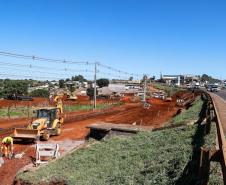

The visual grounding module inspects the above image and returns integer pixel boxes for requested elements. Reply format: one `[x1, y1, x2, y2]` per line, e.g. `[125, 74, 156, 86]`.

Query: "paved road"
[214, 89, 226, 101]
[209, 92, 226, 135]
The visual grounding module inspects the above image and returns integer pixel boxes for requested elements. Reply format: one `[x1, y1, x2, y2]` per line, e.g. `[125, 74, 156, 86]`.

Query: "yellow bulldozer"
[12, 96, 64, 141]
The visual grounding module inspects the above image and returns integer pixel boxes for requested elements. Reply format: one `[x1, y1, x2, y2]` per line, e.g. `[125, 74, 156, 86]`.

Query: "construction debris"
[87, 122, 153, 140]
[14, 152, 25, 159]
[35, 143, 60, 166]
[176, 92, 195, 107]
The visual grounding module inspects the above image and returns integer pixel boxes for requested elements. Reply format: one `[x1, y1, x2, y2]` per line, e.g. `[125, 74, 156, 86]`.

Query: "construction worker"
[1, 136, 14, 159]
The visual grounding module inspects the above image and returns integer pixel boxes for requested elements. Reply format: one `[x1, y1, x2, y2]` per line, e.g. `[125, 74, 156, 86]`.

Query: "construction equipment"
[164, 97, 172, 102]
[12, 96, 64, 141]
[67, 95, 78, 101]
[65, 91, 78, 101]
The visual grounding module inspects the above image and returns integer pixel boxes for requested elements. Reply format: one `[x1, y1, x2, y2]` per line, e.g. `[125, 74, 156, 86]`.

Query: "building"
[161, 75, 184, 86]
[98, 84, 126, 96]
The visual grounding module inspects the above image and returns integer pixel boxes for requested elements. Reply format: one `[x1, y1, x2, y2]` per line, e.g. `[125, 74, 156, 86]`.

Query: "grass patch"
[208, 162, 224, 185]
[0, 102, 123, 118]
[64, 102, 123, 112]
[0, 106, 31, 118]
[203, 122, 217, 149]
[171, 97, 203, 125]
[18, 125, 199, 185]
[152, 83, 182, 96]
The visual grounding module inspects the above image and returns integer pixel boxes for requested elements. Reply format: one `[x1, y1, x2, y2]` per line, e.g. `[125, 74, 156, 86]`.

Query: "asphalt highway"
[215, 89, 226, 101]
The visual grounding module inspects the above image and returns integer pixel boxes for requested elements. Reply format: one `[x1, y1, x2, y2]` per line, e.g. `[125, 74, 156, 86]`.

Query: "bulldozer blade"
[12, 128, 39, 140]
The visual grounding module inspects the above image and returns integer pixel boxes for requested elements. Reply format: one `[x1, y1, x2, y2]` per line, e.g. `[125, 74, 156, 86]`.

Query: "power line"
[0, 51, 94, 65]
[0, 72, 94, 80]
[0, 61, 94, 73]
[0, 51, 145, 78]
[98, 63, 141, 77]
[0, 73, 65, 80]
[97, 71, 132, 80]
[0, 66, 87, 77]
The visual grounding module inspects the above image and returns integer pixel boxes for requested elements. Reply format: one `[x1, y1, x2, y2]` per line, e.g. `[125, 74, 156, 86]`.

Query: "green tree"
[141, 75, 148, 83]
[129, 76, 133, 81]
[72, 75, 87, 82]
[201, 74, 221, 83]
[96, 78, 109, 88]
[3, 80, 29, 97]
[30, 89, 50, 98]
[59, 79, 65, 88]
[87, 88, 97, 99]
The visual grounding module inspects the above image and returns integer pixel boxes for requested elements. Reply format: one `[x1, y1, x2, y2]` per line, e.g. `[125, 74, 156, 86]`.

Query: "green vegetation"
[0, 106, 32, 118]
[64, 102, 123, 112]
[16, 93, 220, 184]
[97, 78, 109, 88]
[0, 79, 30, 98]
[208, 162, 224, 185]
[203, 122, 217, 149]
[201, 74, 221, 84]
[58, 79, 65, 88]
[86, 87, 98, 99]
[171, 97, 203, 125]
[17, 121, 217, 185]
[71, 75, 87, 82]
[30, 89, 50, 98]
[152, 82, 181, 96]
[18, 126, 197, 185]
[0, 103, 123, 118]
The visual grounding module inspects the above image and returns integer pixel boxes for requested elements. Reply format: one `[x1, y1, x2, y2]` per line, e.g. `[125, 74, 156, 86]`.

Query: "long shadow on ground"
[175, 93, 209, 185]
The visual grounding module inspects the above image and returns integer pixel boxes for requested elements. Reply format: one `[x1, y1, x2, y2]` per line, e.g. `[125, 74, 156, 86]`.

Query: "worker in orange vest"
[1, 136, 14, 159]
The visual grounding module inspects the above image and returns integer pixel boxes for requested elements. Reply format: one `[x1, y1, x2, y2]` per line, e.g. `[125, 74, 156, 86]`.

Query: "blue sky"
[0, 0, 226, 80]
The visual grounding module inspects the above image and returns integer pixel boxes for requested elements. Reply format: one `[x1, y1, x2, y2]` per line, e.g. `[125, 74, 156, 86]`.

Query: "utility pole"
[94, 62, 97, 109]
[143, 74, 147, 102]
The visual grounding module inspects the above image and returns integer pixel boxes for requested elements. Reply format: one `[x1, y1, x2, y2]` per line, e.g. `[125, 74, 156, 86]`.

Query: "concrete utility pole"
[94, 62, 97, 109]
[143, 75, 147, 102]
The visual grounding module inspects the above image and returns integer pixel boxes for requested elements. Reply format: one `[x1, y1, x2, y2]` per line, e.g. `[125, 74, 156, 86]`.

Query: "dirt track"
[0, 95, 182, 185]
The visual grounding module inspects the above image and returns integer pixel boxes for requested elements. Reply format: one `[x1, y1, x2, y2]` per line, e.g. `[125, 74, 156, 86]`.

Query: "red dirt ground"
[0, 98, 49, 108]
[0, 91, 191, 185]
[0, 96, 118, 108]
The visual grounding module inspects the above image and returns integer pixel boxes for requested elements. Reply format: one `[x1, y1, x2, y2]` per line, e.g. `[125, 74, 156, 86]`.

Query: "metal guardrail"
[206, 92, 226, 182]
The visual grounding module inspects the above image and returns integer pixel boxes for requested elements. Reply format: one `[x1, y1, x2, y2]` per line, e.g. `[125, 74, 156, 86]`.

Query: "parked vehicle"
[6, 94, 33, 101]
[207, 85, 219, 92]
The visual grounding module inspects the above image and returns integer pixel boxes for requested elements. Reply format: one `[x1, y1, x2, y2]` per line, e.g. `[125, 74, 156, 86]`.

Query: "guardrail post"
[198, 147, 210, 185]
[204, 101, 211, 135]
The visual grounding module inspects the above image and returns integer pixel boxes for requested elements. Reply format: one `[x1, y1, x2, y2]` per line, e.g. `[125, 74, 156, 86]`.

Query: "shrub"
[30, 89, 49, 98]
